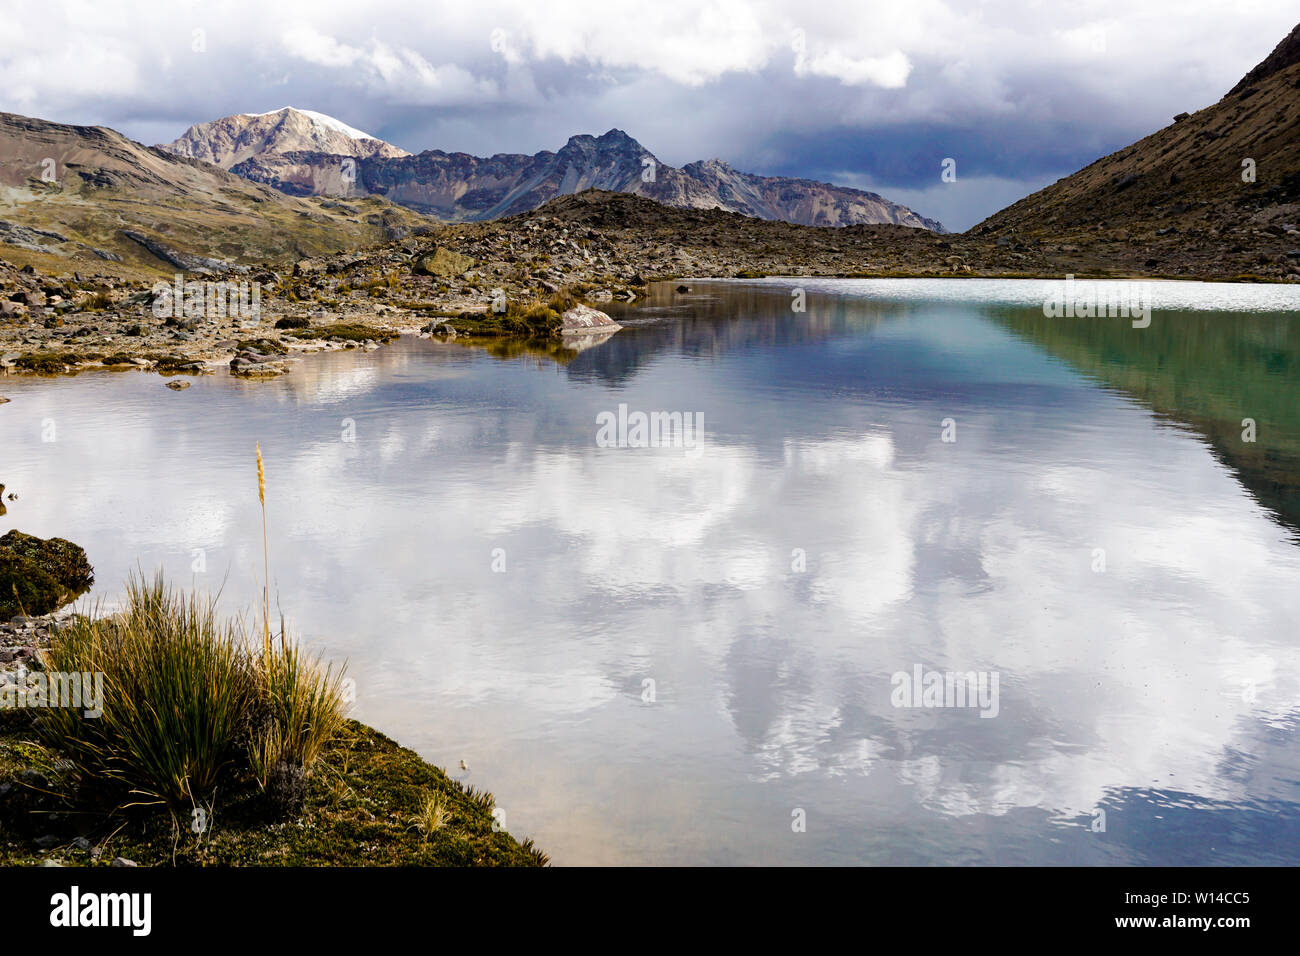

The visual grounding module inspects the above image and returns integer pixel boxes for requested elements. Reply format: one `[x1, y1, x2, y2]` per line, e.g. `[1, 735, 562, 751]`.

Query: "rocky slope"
[973, 21, 1300, 273]
[162, 107, 410, 169]
[186, 126, 944, 231]
[0, 111, 432, 278]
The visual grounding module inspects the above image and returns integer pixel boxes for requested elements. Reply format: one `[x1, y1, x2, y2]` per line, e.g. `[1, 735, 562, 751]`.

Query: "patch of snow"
[247, 107, 379, 142]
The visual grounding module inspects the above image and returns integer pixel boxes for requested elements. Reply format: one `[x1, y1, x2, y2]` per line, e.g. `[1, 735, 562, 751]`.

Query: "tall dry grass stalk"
[256, 442, 270, 657]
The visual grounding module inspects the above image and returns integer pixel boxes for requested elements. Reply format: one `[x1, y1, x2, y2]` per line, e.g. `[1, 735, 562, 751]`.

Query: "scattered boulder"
[412, 247, 473, 277]
[559, 304, 622, 335]
[230, 355, 288, 377]
[10, 290, 45, 308]
[164, 379, 190, 390]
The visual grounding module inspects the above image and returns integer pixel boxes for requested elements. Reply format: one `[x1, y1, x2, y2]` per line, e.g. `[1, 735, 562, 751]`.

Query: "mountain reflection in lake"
[4, 278, 1299, 865]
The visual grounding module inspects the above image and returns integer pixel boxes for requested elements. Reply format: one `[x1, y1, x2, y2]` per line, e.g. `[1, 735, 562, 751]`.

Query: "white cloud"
[796, 48, 912, 88]
[279, 24, 495, 104]
[281, 24, 362, 69]
[2, 0, 1299, 226]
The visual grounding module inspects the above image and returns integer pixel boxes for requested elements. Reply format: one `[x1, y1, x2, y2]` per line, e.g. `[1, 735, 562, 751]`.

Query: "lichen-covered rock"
[412, 247, 473, 277]
[0, 530, 93, 619]
[559, 303, 622, 335]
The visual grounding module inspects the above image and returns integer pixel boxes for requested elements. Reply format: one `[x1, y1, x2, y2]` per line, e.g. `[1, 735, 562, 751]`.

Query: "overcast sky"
[1, 0, 1296, 230]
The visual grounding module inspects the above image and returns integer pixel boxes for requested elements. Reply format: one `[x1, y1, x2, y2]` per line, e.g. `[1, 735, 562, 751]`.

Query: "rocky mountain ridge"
[165, 122, 944, 231]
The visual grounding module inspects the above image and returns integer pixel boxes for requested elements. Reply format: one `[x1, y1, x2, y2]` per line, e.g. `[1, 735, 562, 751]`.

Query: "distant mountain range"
[159, 110, 944, 231]
[2, 20, 1298, 281]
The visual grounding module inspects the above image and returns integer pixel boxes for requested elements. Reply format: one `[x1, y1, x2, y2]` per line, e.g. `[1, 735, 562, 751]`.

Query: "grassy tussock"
[38, 575, 257, 809]
[37, 573, 346, 814]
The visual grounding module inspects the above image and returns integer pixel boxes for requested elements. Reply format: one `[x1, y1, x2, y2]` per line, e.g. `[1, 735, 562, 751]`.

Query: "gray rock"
[559, 304, 622, 335]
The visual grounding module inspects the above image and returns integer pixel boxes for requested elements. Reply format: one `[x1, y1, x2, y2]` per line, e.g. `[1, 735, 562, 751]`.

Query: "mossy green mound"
[287, 323, 398, 343]
[0, 713, 546, 867]
[235, 337, 287, 355]
[0, 530, 93, 619]
[433, 292, 582, 339]
[14, 352, 83, 374]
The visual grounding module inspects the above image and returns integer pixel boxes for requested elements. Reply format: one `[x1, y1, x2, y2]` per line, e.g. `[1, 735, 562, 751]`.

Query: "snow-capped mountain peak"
[247, 107, 377, 142]
[161, 108, 409, 169]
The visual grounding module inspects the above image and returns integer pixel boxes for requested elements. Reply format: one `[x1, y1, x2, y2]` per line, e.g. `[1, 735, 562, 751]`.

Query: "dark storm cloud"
[1, 0, 1296, 231]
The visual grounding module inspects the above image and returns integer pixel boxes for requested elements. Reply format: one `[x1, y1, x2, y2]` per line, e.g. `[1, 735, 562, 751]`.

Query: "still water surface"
[3, 278, 1299, 865]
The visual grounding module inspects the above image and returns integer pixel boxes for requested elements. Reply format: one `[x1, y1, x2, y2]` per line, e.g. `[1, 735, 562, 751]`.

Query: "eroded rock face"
[0, 530, 94, 620]
[559, 303, 622, 334]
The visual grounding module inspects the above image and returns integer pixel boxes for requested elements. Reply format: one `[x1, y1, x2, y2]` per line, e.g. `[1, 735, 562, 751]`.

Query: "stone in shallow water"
[559, 304, 622, 335]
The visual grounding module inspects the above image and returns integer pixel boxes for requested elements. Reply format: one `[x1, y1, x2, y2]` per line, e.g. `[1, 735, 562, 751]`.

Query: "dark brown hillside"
[974, 22, 1300, 257]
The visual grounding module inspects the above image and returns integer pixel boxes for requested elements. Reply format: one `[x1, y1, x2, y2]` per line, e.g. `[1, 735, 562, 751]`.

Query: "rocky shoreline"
[2, 190, 1296, 381]
[0, 610, 66, 688]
